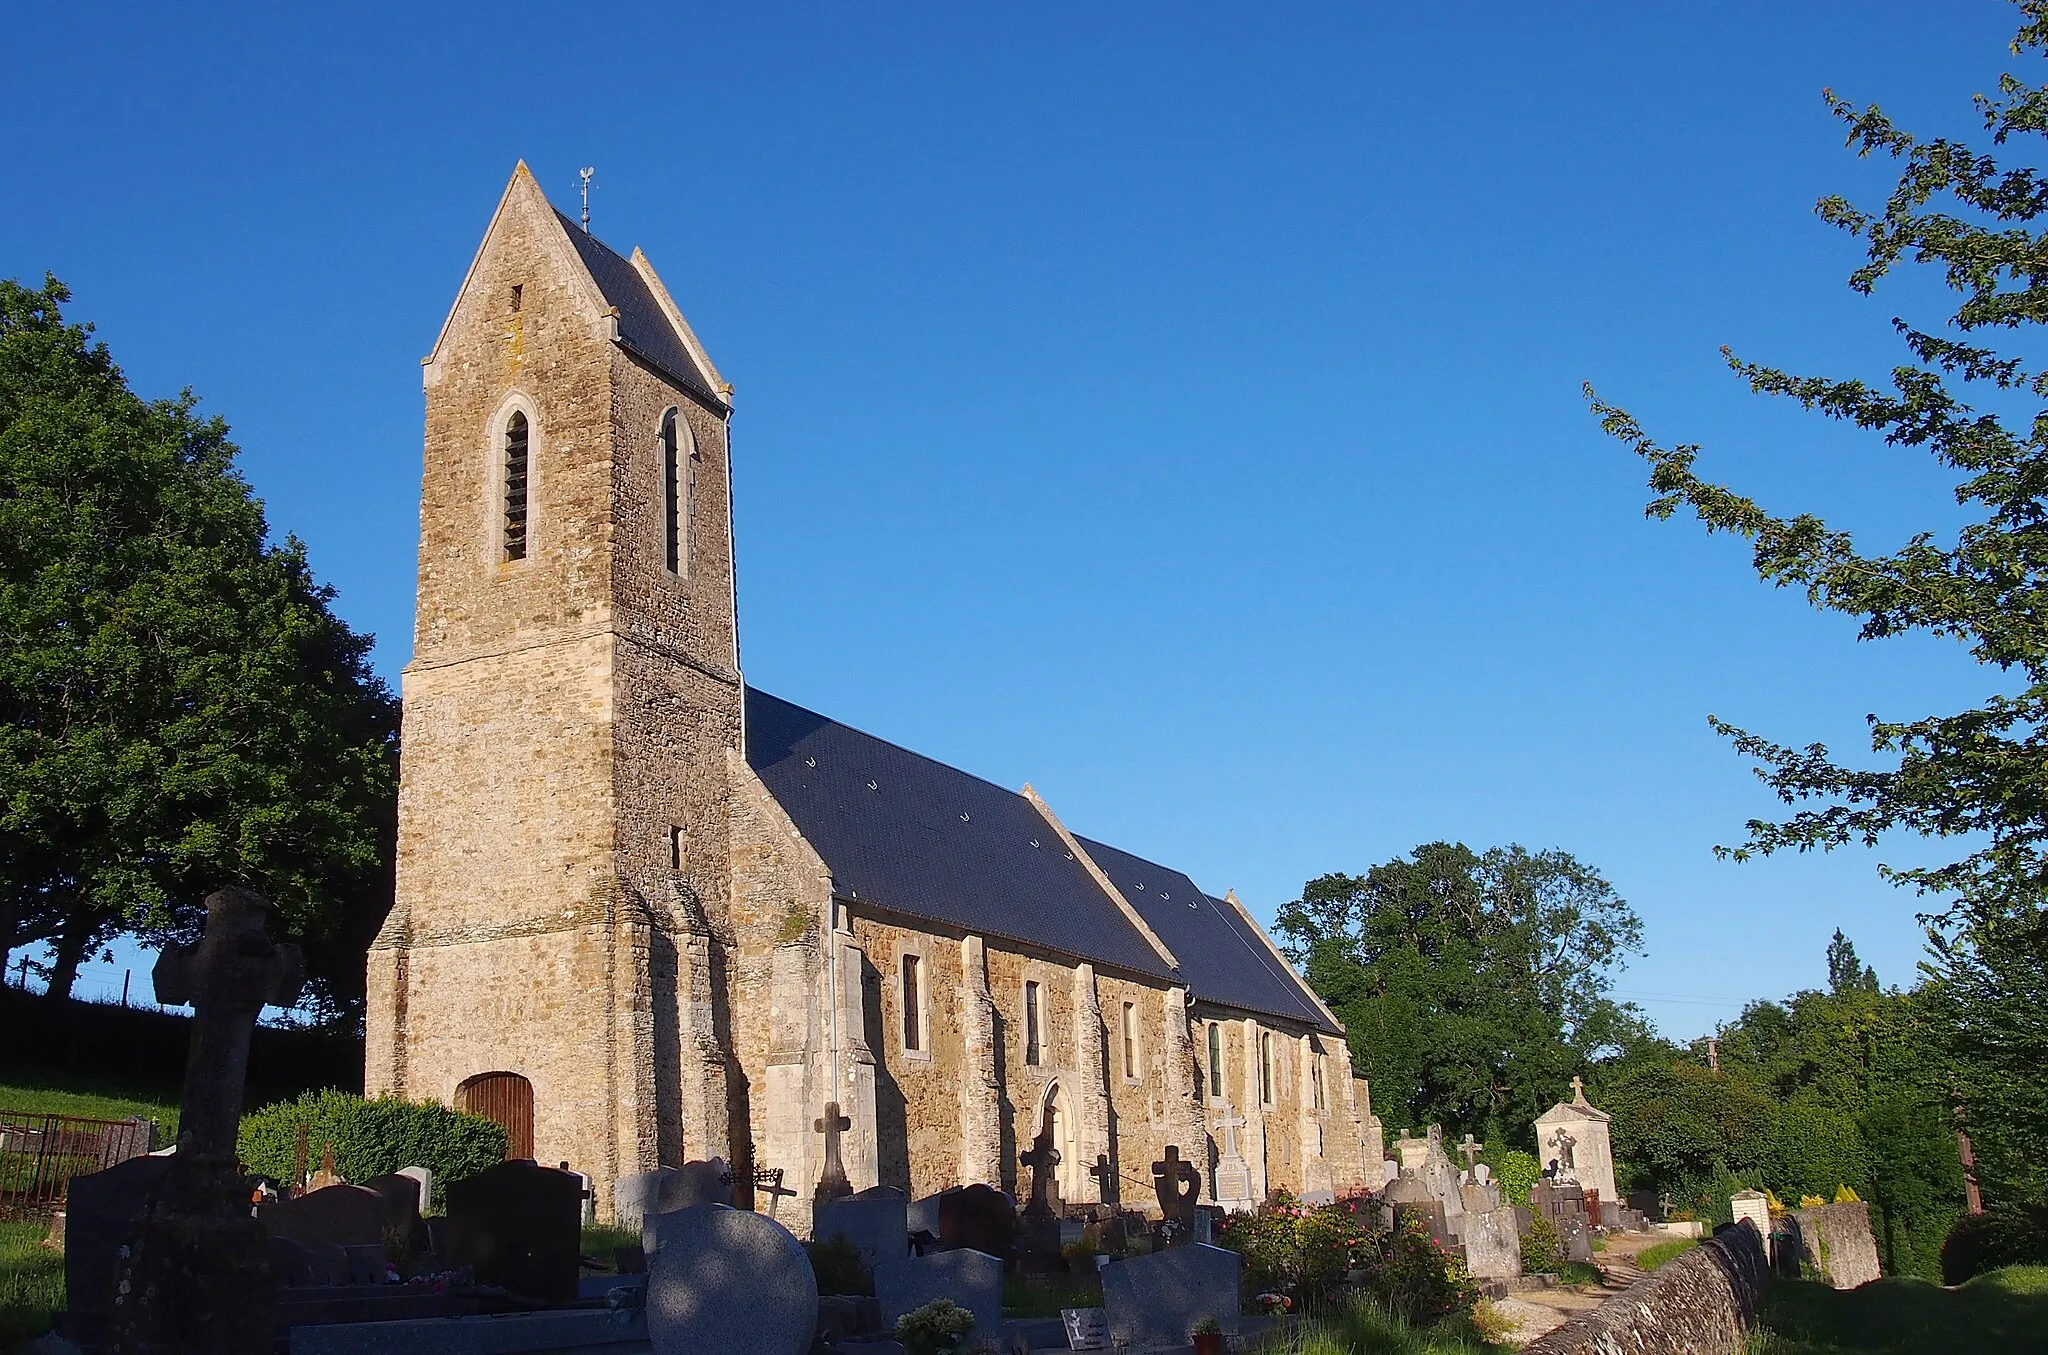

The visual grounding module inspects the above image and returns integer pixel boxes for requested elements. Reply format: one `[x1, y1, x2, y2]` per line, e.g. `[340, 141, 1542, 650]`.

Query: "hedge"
[238, 1090, 506, 1209]
[1939, 1204, 2048, 1285]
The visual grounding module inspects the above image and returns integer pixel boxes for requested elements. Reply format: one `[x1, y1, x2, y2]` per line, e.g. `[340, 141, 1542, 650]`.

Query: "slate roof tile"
[556, 213, 716, 401]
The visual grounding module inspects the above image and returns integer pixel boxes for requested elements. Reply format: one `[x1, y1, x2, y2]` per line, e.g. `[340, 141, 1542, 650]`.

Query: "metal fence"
[0, 1110, 154, 1215]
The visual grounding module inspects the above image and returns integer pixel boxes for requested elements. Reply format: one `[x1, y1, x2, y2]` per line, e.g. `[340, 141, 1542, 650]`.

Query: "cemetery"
[9, 4, 2048, 1354]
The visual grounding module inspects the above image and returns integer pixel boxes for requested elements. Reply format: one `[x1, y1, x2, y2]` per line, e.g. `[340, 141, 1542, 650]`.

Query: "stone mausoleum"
[364, 165, 1383, 1229]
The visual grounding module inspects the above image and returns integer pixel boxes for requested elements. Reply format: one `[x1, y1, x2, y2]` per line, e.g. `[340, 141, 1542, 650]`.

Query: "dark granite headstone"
[446, 1160, 584, 1304]
[937, 1183, 1015, 1259]
[257, 1183, 387, 1253]
[62, 1154, 175, 1317]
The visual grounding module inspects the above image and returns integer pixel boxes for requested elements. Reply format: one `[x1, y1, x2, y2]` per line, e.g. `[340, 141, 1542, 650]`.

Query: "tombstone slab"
[1730, 1190, 1773, 1263]
[1100, 1243, 1241, 1347]
[1788, 1203, 1880, 1288]
[396, 1166, 434, 1211]
[937, 1184, 1014, 1258]
[259, 1183, 389, 1256]
[1461, 1207, 1522, 1282]
[815, 1193, 911, 1275]
[615, 1169, 675, 1237]
[648, 1204, 817, 1355]
[1534, 1078, 1619, 1205]
[446, 1160, 583, 1304]
[62, 1155, 175, 1318]
[876, 1248, 1002, 1351]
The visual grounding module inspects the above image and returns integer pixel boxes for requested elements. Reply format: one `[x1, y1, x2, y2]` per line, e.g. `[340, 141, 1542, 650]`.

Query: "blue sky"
[2, 1, 2023, 1037]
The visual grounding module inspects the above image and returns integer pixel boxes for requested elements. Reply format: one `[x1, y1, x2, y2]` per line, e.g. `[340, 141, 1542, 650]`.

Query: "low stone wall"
[1786, 1202, 1880, 1289]
[1521, 1220, 1770, 1355]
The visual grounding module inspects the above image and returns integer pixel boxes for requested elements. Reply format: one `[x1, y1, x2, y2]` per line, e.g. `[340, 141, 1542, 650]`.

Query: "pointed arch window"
[660, 408, 696, 577]
[502, 411, 530, 561]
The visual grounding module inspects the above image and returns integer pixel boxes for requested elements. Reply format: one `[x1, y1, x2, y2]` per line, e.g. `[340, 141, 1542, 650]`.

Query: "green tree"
[0, 276, 398, 1021]
[1826, 929, 1878, 995]
[1587, 1, 2048, 1206]
[1275, 842, 1643, 1143]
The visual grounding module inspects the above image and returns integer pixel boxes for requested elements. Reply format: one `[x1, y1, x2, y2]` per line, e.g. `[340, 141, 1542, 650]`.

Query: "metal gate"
[0, 1110, 154, 1216]
[456, 1072, 534, 1161]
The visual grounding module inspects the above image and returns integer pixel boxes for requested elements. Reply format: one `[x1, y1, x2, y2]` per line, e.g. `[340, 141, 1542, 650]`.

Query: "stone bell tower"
[365, 164, 741, 1211]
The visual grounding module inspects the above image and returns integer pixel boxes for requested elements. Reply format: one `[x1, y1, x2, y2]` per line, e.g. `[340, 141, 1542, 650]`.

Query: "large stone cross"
[1570, 1075, 1588, 1105]
[152, 886, 306, 1163]
[109, 888, 304, 1355]
[813, 1102, 854, 1204]
[1457, 1133, 1483, 1172]
[1019, 1108, 1062, 1220]
[1089, 1152, 1117, 1204]
[1150, 1144, 1201, 1224]
[1214, 1103, 1247, 1159]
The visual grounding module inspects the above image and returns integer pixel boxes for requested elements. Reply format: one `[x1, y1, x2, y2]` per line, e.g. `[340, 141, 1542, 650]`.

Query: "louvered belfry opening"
[660, 408, 681, 573]
[456, 1071, 535, 1160]
[503, 411, 530, 561]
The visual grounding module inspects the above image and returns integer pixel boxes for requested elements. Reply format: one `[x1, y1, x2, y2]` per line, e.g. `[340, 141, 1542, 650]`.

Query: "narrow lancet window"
[902, 955, 923, 1052]
[503, 411, 530, 561]
[661, 408, 681, 573]
[1024, 981, 1042, 1065]
[1207, 1022, 1223, 1098]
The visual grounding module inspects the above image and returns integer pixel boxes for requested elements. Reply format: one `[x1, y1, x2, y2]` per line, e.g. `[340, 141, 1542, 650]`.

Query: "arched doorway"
[1038, 1081, 1080, 1203]
[457, 1071, 534, 1160]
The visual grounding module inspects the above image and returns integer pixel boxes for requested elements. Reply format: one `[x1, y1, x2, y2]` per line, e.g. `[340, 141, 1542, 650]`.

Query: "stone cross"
[1570, 1076, 1588, 1105]
[1020, 1108, 1062, 1220]
[1089, 1152, 1117, 1204]
[108, 887, 304, 1355]
[1214, 1103, 1247, 1159]
[813, 1102, 853, 1204]
[1150, 1145, 1201, 1224]
[151, 886, 306, 1163]
[1457, 1134, 1483, 1173]
[753, 1165, 794, 1221]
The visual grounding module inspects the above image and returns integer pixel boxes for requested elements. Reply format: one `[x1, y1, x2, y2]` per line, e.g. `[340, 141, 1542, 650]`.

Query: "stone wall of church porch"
[848, 915, 969, 1197]
[1096, 973, 1191, 1213]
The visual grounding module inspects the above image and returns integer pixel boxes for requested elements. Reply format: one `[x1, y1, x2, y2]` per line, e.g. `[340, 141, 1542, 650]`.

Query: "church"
[364, 164, 1384, 1229]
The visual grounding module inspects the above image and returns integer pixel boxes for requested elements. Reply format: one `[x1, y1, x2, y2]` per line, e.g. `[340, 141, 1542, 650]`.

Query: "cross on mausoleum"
[1457, 1133, 1483, 1172]
[1571, 1076, 1587, 1104]
[813, 1101, 854, 1204]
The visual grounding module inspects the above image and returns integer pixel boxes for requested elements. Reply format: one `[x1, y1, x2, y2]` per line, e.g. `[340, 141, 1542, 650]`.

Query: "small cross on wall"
[1457, 1133, 1483, 1171]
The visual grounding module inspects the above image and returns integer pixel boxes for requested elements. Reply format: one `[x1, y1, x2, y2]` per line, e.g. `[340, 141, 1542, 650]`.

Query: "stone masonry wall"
[1522, 1221, 1771, 1355]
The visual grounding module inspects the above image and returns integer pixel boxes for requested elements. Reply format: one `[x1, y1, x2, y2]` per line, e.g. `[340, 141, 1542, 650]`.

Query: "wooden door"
[457, 1072, 534, 1160]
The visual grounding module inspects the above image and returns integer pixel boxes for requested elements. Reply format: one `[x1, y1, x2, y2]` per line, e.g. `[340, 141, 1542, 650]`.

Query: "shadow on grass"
[1754, 1266, 2048, 1355]
[0, 1218, 64, 1349]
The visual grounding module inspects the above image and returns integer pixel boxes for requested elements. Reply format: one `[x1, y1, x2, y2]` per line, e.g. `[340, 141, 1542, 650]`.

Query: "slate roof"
[556, 212, 717, 402]
[1075, 836, 1341, 1035]
[745, 687, 1339, 1033]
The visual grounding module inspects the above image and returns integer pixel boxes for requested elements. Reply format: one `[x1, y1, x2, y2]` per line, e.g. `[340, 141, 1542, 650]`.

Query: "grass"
[1636, 1237, 1699, 1273]
[0, 1218, 64, 1349]
[580, 1223, 639, 1273]
[0, 1066, 180, 1136]
[1252, 1296, 1511, 1354]
[1748, 1265, 2048, 1354]
[1557, 1261, 1605, 1287]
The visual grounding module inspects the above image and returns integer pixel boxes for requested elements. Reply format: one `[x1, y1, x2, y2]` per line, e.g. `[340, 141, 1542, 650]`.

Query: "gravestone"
[1211, 1104, 1255, 1211]
[1730, 1190, 1773, 1262]
[876, 1247, 1002, 1352]
[446, 1159, 583, 1303]
[257, 1183, 387, 1254]
[937, 1183, 1015, 1258]
[360, 1171, 427, 1260]
[105, 887, 305, 1355]
[1534, 1077, 1618, 1206]
[1415, 1126, 1466, 1236]
[814, 1102, 854, 1205]
[1461, 1205, 1522, 1282]
[1385, 1169, 1451, 1250]
[906, 1189, 947, 1242]
[1021, 1108, 1062, 1222]
[814, 1189, 910, 1274]
[1101, 1243, 1241, 1347]
[1787, 1202, 1880, 1288]
[308, 1142, 344, 1190]
[397, 1165, 434, 1212]
[667, 1158, 732, 1210]
[615, 1167, 675, 1233]
[648, 1204, 817, 1355]
[62, 1154, 175, 1318]
[1151, 1144, 1202, 1234]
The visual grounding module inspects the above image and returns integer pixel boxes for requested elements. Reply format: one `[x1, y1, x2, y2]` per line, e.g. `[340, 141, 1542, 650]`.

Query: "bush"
[1521, 1212, 1566, 1274]
[1482, 1148, 1540, 1208]
[1217, 1191, 1370, 1309]
[237, 1090, 506, 1209]
[895, 1298, 975, 1355]
[1351, 1213, 1479, 1325]
[805, 1233, 873, 1296]
[1940, 1205, 2048, 1285]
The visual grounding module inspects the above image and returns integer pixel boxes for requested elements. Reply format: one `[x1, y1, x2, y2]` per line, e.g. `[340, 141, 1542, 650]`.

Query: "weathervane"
[579, 167, 595, 232]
